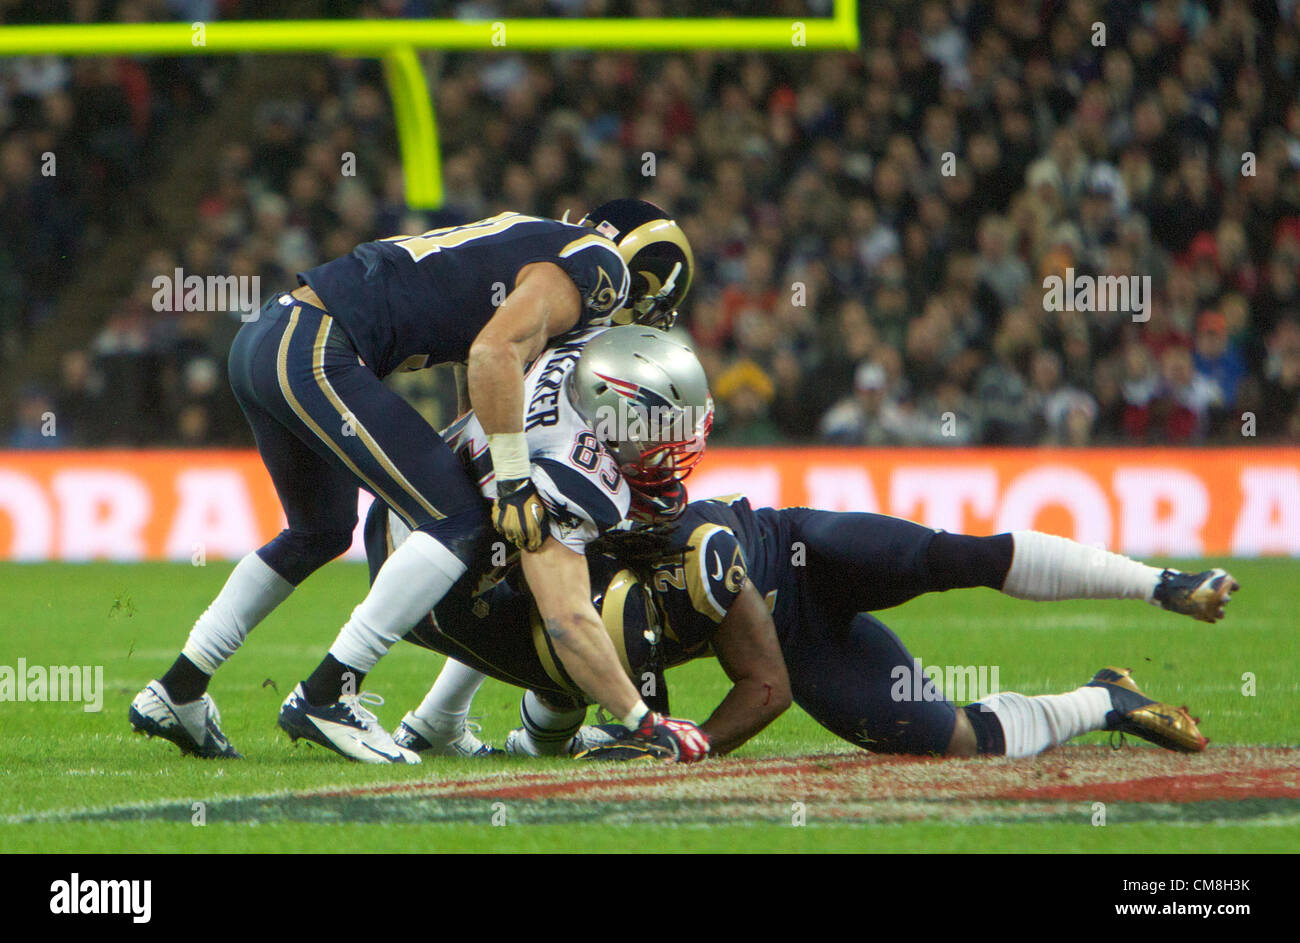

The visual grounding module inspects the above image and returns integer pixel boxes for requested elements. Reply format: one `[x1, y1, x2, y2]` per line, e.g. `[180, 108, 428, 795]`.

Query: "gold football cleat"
[1087, 667, 1208, 753]
[1153, 568, 1239, 623]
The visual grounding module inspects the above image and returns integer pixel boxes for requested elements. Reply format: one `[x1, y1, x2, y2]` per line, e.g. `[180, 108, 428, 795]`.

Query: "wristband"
[622, 701, 651, 730]
[487, 432, 532, 481]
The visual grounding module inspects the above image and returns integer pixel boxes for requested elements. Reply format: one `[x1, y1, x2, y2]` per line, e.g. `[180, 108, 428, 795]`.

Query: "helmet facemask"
[613, 399, 714, 493]
[624, 259, 686, 331]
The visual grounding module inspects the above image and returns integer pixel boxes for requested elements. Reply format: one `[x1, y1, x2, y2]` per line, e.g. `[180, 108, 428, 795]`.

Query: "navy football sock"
[962, 703, 1007, 756]
[925, 533, 1015, 591]
[159, 655, 210, 704]
[303, 654, 365, 706]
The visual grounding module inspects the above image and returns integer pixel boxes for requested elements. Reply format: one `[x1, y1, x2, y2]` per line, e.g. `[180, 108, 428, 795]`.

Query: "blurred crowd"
[7, 0, 1300, 449]
[1, 0, 239, 445]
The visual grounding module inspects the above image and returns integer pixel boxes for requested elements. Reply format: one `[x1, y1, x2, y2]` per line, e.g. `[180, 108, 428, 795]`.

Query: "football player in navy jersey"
[549, 496, 1235, 760]
[129, 200, 698, 763]
[398, 493, 1233, 762]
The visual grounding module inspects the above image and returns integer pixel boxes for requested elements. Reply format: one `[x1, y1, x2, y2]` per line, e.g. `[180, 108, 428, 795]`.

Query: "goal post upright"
[0, 2, 859, 206]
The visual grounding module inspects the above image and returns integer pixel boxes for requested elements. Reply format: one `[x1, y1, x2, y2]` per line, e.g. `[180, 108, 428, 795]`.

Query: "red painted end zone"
[307, 746, 1300, 807]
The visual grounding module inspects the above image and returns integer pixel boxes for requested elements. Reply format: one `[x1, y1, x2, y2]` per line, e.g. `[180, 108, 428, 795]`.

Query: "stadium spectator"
[8, 0, 1300, 449]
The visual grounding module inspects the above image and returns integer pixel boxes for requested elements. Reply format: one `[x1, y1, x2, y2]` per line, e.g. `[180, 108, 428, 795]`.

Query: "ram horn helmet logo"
[639, 262, 683, 302]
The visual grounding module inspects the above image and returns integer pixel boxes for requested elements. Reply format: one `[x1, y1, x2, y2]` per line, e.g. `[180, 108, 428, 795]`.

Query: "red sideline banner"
[0, 448, 1297, 561]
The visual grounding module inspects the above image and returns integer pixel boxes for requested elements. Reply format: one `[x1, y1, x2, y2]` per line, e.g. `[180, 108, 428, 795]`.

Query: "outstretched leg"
[791, 510, 1237, 622]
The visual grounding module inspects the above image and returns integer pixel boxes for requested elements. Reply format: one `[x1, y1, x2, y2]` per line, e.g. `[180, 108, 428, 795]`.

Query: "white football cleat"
[128, 680, 241, 759]
[277, 684, 419, 764]
[393, 712, 501, 757]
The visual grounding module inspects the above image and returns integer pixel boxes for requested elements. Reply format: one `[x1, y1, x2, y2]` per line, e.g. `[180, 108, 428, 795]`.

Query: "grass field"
[1, 557, 1296, 853]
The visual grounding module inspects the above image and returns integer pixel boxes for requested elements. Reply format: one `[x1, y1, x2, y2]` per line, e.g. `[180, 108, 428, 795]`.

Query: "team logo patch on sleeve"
[588, 266, 619, 313]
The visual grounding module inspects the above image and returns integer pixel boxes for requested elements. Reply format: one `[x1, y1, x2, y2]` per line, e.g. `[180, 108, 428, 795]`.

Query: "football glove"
[574, 711, 710, 763]
[492, 477, 549, 552]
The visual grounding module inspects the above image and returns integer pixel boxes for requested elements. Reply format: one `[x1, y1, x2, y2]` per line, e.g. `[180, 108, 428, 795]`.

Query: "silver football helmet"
[567, 326, 714, 491]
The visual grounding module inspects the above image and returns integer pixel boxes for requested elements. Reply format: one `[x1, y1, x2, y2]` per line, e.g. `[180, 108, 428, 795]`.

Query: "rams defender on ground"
[372, 494, 1234, 762]
[381, 325, 715, 762]
[535, 497, 1236, 760]
[130, 199, 696, 763]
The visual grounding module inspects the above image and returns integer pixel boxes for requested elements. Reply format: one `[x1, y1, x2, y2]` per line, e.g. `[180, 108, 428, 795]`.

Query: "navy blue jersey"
[625, 495, 791, 666]
[300, 212, 630, 378]
[631, 498, 955, 665]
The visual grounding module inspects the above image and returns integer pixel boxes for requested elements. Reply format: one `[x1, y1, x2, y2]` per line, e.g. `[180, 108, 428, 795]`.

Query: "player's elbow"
[750, 673, 792, 720]
[768, 680, 794, 718]
[467, 332, 513, 374]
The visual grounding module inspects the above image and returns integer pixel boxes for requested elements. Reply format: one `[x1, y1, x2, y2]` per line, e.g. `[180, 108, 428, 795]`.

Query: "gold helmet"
[579, 199, 694, 330]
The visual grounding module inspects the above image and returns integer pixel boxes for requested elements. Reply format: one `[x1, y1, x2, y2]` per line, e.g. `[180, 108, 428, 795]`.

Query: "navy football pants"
[227, 293, 487, 585]
[777, 509, 1013, 755]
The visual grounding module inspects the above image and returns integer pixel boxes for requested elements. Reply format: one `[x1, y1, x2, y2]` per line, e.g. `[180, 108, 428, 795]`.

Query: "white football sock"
[329, 531, 466, 673]
[975, 687, 1112, 758]
[1002, 531, 1163, 604]
[181, 552, 294, 675]
[517, 690, 586, 755]
[409, 659, 488, 734]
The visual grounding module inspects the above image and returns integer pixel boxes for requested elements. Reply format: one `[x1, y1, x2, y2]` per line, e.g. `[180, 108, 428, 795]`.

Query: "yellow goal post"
[0, 3, 859, 208]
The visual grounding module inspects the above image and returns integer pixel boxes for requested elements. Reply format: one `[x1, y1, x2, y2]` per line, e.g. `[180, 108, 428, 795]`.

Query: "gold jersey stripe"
[601, 569, 639, 678]
[314, 318, 445, 523]
[275, 306, 416, 531]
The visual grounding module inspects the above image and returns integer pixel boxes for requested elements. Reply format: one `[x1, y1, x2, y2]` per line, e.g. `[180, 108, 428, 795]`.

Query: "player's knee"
[416, 506, 493, 569]
[533, 691, 585, 713]
[260, 527, 356, 585]
[312, 528, 356, 561]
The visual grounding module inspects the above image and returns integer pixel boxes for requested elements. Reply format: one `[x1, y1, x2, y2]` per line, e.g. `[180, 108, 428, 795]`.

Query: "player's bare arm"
[699, 579, 792, 755]
[470, 262, 582, 551]
[521, 536, 646, 722]
[452, 363, 471, 416]
[467, 261, 581, 434]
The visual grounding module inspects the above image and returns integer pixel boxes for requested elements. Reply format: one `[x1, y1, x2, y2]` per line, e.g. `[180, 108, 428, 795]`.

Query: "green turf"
[0, 558, 1294, 852]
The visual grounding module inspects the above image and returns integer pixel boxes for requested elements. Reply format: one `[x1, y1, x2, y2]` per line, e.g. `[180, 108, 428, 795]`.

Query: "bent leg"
[159, 306, 355, 701]
[785, 612, 958, 755]
[240, 304, 489, 701]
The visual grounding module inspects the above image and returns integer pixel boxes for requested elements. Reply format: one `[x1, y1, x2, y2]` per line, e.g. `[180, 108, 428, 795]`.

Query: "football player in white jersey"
[283, 324, 716, 762]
